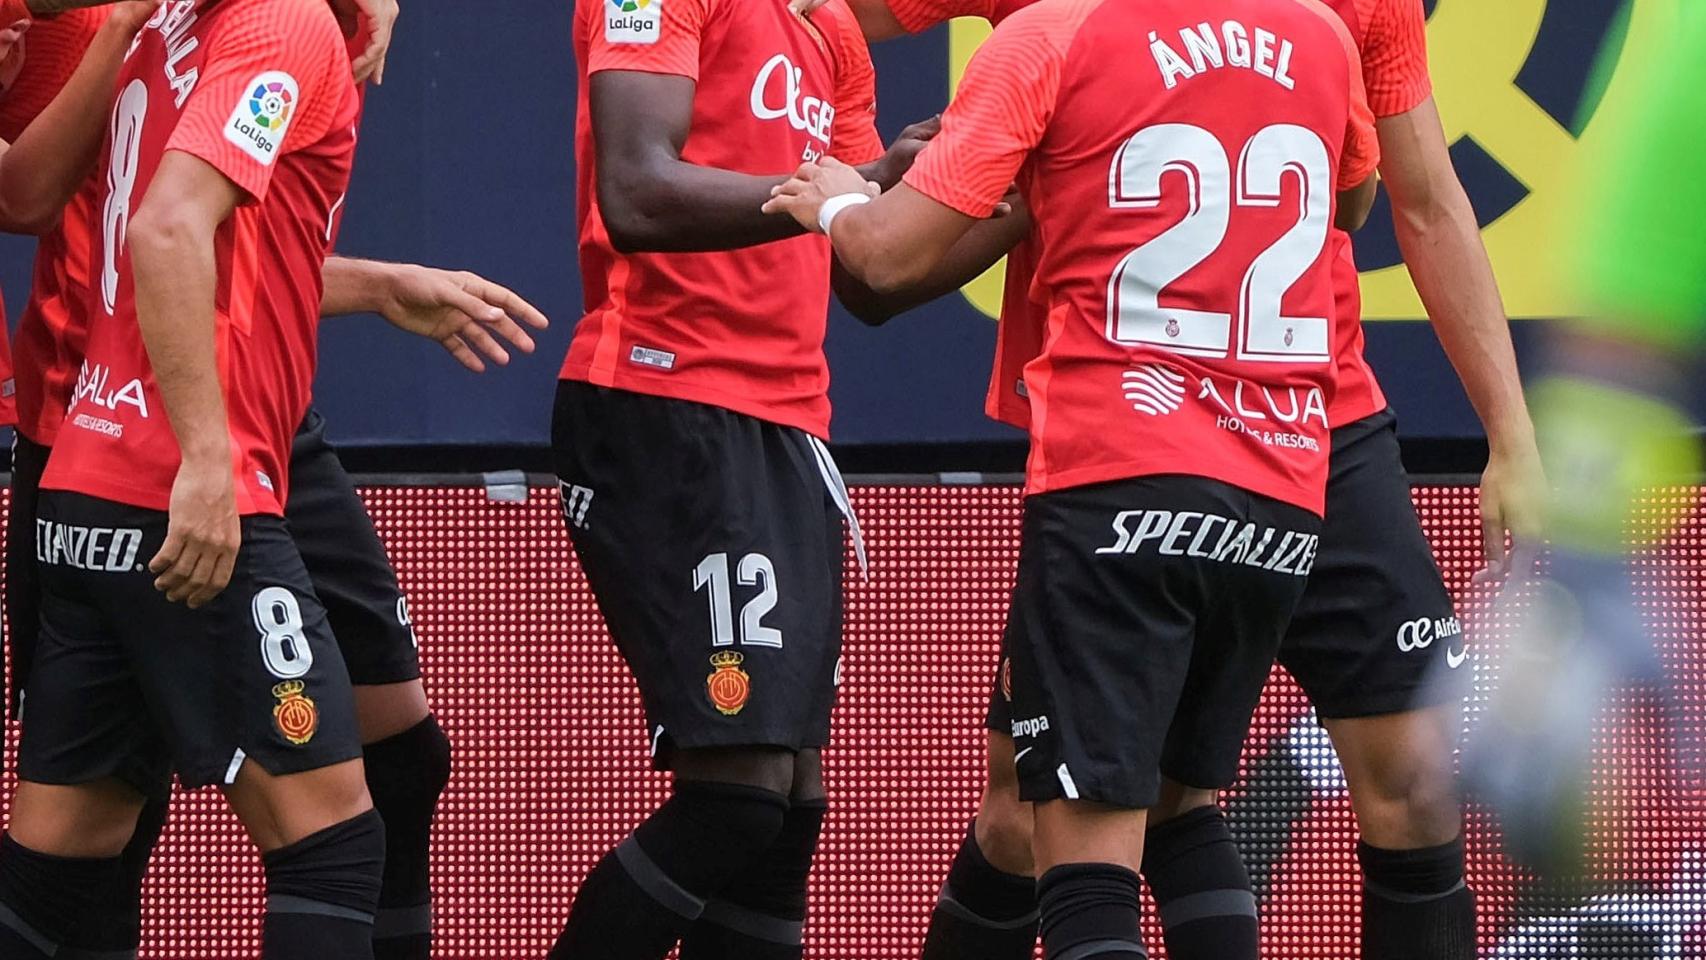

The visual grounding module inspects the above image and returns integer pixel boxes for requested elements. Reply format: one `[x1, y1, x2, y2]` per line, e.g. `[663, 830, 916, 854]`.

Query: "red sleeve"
[824, 0, 884, 165]
[0, 8, 110, 142]
[902, 2, 1074, 217]
[585, 0, 710, 82]
[165, 0, 349, 202]
[1358, 0, 1431, 117]
[883, 0, 998, 34]
[0, 0, 26, 24]
[1296, 0, 1380, 188]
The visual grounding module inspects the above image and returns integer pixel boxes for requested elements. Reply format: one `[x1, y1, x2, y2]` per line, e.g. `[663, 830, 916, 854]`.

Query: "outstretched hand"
[379, 265, 549, 372]
[762, 157, 879, 232]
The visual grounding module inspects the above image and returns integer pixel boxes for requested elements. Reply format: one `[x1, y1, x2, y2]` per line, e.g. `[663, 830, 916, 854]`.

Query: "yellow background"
[947, 0, 1667, 321]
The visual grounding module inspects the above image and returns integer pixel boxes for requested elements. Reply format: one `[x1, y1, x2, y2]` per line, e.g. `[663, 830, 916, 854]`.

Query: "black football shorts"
[1005, 475, 1320, 810]
[5, 411, 419, 720]
[552, 380, 849, 767]
[18, 492, 364, 800]
[1277, 409, 1465, 719]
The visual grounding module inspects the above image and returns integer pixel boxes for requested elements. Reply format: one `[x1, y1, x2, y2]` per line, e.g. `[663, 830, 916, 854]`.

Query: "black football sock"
[679, 797, 828, 960]
[50, 793, 172, 958]
[0, 833, 130, 960]
[550, 780, 790, 960]
[262, 810, 387, 960]
[1140, 806, 1258, 960]
[1037, 863, 1147, 960]
[1359, 836, 1476, 960]
[920, 822, 1039, 960]
[364, 714, 453, 960]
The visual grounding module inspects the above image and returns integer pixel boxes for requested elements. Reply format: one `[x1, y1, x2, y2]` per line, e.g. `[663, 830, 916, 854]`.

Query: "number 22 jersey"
[904, 0, 1379, 513]
[42, 0, 360, 516]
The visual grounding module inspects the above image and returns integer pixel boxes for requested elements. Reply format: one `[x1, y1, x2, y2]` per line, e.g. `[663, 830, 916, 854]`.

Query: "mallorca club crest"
[1001, 657, 1013, 702]
[707, 651, 751, 716]
[272, 680, 320, 745]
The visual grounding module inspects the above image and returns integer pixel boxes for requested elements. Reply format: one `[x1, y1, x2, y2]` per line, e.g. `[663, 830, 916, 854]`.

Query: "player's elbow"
[128, 202, 208, 266]
[854, 253, 931, 299]
[596, 167, 677, 254]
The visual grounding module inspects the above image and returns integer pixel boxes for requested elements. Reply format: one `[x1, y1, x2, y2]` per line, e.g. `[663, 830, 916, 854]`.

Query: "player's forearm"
[130, 209, 233, 469]
[1392, 183, 1533, 449]
[600, 160, 804, 253]
[834, 209, 1026, 325]
[0, 12, 139, 232]
[0, 0, 115, 17]
[321, 256, 400, 317]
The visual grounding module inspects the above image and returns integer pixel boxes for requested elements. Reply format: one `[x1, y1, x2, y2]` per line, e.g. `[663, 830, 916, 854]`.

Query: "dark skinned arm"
[834, 198, 1030, 325]
[1335, 175, 1378, 232]
[591, 70, 925, 254]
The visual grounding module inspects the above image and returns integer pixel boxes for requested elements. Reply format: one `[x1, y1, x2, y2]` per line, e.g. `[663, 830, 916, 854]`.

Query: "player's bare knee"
[1149, 779, 1218, 825]
[790, 748, 826, 803]
[8, 780, 145, 858]
[1329, 713, 1461, 847]
[227, 758, 375, 852]
[352, 680, 432, 745]
[671, 745, 796, 796]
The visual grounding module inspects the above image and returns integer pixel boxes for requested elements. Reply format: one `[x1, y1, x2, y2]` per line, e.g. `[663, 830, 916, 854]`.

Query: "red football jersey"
[42, 0, 360, 516]
[905, 0, 1379, 511]
[0, 8, 112, 445]
[880, 0, 1033, 33]
[563, 0, 886, 439]
[962, 0, 1430, 433]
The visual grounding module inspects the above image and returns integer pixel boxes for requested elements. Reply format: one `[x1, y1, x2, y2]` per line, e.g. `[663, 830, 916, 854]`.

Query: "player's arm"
[591, 71, 921, 253]
[320, 257, 550, 372]
[842, 0, 910, 42]
[833, 195, 1028, 325]
[129, 151, 244, 608]
[1337, 175, 1378, 232]
[1379, 97, 1541, 573]
[0, 0, 134, 14]
[330, 0, 397, 85]
[0, 1, 156, 232]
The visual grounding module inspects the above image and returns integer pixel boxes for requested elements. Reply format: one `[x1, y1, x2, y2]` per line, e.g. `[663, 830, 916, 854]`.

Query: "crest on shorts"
[272, 680, 320, 745]
[706, 651, 751, 716]
[1001, 658, 1013, 702]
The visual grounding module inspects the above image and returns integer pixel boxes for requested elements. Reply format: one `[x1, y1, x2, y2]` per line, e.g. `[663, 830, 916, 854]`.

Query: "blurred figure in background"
[1465, 1, 1705, 874]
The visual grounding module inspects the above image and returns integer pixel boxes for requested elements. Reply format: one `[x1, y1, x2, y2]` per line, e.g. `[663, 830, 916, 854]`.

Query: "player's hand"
[0, 20, 27, 92]
[350, 0, 398, 85]
[104, 0, 164, 34]
[787, 0, 830, 14]
[1475, 430, 1547, 582]
[763, 157, 880, 232]
[865, 115, 941, 191]
[152, 456, 241, 609]
[379, 264, 549, 372]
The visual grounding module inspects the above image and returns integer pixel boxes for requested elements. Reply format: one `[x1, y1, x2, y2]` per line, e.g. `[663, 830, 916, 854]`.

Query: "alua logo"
[73, 361, 149, 419]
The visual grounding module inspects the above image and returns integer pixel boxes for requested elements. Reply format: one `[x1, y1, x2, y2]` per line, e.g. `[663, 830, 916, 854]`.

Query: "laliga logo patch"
[224, 71, 298, 166]
[606, 0, 660, 45]
[706, 651, 751, 716]
[271, 680, 320, 745]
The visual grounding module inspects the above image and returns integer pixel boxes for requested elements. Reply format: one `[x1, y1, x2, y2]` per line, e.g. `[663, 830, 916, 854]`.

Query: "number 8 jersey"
[905, 0, 1378, 514]
[42, 0, 360, 516]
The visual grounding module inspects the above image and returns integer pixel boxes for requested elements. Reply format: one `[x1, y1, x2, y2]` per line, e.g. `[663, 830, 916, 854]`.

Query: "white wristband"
[817, 192, 872, 236]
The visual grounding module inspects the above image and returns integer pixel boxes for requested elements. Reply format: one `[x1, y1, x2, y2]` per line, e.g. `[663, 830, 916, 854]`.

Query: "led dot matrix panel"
[3, 484, 1701, 958]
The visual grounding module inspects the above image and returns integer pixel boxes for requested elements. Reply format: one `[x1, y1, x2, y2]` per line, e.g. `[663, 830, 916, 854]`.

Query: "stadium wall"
[4, 480, 1699, 959]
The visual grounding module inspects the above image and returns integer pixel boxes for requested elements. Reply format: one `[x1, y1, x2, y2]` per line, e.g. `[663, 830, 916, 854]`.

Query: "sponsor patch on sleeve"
[605, 0, 662, 44]
[224, 71, 299, 165]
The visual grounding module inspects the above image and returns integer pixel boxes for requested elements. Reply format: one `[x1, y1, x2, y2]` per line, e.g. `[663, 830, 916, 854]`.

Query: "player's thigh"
[1277, 410, 1465, 722]
[1005, 477, 1219, 813]
[552, 382, 846, 767]
[9, 779, 148, 858]
[19, 500, 175, 816]
[5, 432, 50, 718]
[1159, 489, 1318, 795]
[285, 408, 425, 734]
[225, 757, 373, 853]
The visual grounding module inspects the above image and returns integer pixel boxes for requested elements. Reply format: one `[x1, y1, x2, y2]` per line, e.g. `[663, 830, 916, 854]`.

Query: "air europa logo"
[750, 53, 836, 147]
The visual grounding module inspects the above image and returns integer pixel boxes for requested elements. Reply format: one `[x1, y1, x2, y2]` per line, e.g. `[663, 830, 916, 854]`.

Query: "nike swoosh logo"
[1446, 645, 1468, 670]
[1014, 747, 1035, 763]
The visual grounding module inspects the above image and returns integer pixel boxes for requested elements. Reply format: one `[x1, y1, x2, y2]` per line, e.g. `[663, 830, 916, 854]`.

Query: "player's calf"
[362, 712, 452, 960]
[0, 780, 145, 959]
[921, 732, 1039, 960]
[1326, 708, 1475, 960]
[1142, 785, 1258, 960]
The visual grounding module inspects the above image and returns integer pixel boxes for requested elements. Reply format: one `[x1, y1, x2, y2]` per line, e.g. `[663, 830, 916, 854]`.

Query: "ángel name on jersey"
[1148, 20, 1298, 91]
[605, 0, 661, 44]
[1095, 508, 1319, 577]
[36, 519, 144, 573]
